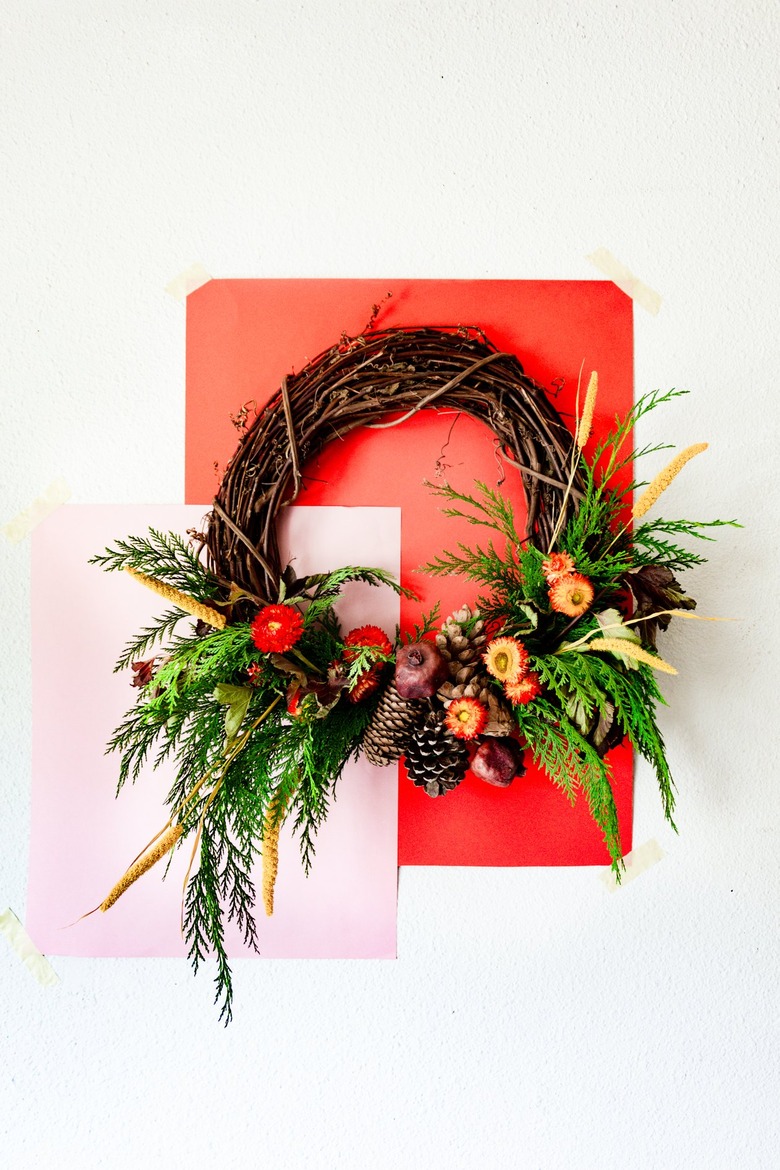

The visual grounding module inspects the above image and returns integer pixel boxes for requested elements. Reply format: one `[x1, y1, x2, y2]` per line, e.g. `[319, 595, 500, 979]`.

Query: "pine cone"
[404, 710, 469, 797]
[362, 679, 425, 766]
[435, 605, 487, 689]
[438, 672, 514, 737]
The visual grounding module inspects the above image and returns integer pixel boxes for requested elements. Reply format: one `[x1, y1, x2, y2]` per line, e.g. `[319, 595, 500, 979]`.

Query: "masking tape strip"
[586, 247, 662, 316]
[2, 477, 71, 543]
[0, 908, 59, 986]
[600, 838, 665, 891]
[165, 263, 212, 301]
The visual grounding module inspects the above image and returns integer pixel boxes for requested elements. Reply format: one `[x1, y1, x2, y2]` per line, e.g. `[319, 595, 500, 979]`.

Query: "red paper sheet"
[185, 280, 634, 866]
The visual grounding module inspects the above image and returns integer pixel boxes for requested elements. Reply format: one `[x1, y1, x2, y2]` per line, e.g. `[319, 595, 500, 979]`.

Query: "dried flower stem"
[100, 824, 183, 912]
[584, 639, 678, 674]
[124, 566, 226, 630]
[577, 370, 598, 449]
[632, 444, 709, 519]
[547, 360, 586, 553]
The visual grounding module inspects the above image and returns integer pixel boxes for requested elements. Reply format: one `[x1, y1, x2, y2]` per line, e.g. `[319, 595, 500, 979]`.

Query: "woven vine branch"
[205, 326, 585, 601]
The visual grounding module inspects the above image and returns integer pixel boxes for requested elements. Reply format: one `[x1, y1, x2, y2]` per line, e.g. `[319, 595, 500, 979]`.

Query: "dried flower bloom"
[541, 551, 575, 583]
[504, 671, 542, 705]
[344, 624, 393, 701]
[251, 604, 304, 654]
[484, 637, 529, 684]
[445, 697, 488, 740]
[343, 625, 393, 660]
[549, 573, 594, 617]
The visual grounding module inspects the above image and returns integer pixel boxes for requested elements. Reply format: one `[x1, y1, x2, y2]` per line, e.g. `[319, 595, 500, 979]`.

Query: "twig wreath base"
[89, 320, 736, 1022]
[206, 326, 585, 605]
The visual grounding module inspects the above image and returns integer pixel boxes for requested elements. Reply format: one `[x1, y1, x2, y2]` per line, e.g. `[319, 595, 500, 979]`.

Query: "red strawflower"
[549, 572, 595, 618]
[343, 625, 393, 660]
[343, 625, 393, 702]
[504, 671, 542, 706]
[445, 697, 488, 741]
[541, 551, 575, 583]
[251, 604, 304, 653]
[247, 662, 263, 686]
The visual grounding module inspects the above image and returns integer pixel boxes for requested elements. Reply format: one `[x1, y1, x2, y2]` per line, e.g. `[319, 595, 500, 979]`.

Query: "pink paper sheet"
[27, 504, 400, 959]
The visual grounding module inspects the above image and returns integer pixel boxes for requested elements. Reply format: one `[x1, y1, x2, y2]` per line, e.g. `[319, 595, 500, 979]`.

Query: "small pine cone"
[404, 710, 469, 797]
[482, 686, 515, 737]
[362, 679, 426, 766]
[435, 605, 487, 692]
[439, 672, 515, 737]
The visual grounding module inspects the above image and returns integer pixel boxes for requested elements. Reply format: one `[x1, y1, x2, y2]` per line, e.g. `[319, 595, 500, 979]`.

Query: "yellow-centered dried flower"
[100, 823, 183, 912]
[577, 370, 598, 448]
[632, 444, 709, 520]
[587, 638, 678, 674]
[483, 637, 529, 684]
[124, 567, 226, 630]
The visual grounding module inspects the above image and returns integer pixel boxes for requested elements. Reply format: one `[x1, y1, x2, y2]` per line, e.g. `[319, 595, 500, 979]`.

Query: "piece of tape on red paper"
[184, 279, 634, 867]
[586, 248, 662, 316]
[165, 263, 212, 302]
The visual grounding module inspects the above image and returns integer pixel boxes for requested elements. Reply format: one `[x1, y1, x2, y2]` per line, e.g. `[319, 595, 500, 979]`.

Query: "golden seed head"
[124, 567, 226, 630]
[588, 638, 678, 674]
[577, 370, 598, 449]
[100, 823, 183, 912]
[632, 444, 709, 520]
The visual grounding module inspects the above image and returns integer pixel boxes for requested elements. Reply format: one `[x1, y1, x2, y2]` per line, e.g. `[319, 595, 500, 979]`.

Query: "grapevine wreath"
[89, 319, 734, 1020]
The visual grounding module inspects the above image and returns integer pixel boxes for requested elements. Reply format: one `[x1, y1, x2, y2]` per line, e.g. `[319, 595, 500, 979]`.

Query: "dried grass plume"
[632, 444, 708, 520]
[125, 567, 226, 629]
[588, 639, 678, 674]
[262, 791, 290, 917]
[100, 823, 183, 912]
[577, 370, 598, 448]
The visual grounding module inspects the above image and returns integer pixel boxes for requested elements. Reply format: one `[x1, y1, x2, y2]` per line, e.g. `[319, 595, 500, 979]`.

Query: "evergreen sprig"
[112, 609, 187, 673]
[90, 528, 220, 599]
[421, 382, 735, 873]
[96, 536, 407, 1020]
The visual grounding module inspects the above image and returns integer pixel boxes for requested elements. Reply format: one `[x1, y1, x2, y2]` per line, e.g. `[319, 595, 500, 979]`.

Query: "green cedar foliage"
[96, 537, 405, 1021]
[89, 528, 220, 598]
[422, 389, 737, 874]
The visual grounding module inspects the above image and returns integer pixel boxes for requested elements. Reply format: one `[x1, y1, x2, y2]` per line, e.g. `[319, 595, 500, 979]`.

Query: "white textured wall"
[1, 3, 777, 1167]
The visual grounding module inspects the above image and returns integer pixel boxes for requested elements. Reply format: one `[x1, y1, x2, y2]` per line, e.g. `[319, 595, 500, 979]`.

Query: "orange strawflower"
[445, 697, 488, 741]
[483, 636, 529, 684]
[505, 671, 542, 706]
[541, 551, 575, 583]
[549, 573, 594, 617]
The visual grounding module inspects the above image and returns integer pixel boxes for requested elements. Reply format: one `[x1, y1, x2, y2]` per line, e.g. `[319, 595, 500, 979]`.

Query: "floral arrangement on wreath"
[86, 321, 735, 1021]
